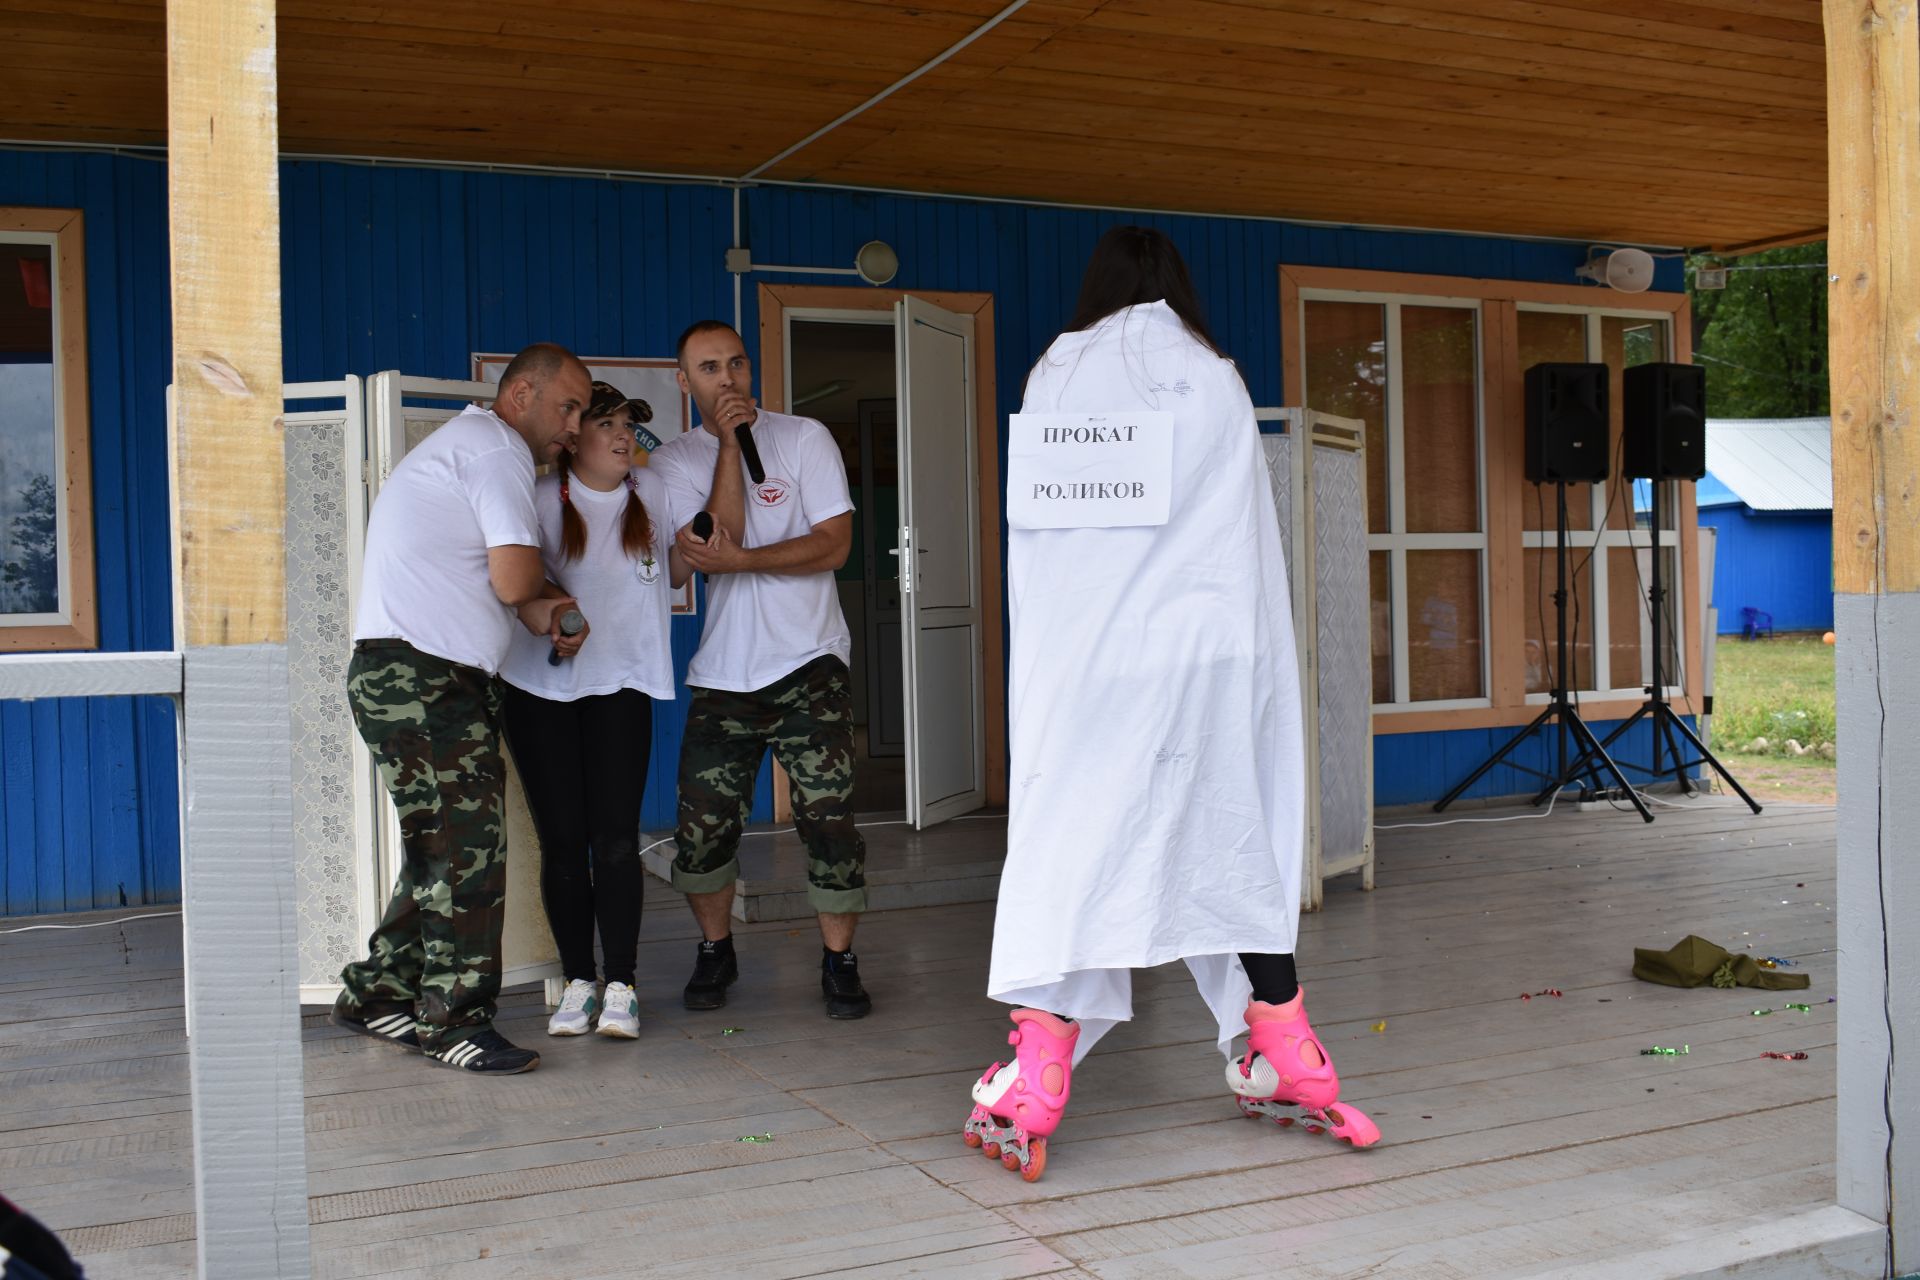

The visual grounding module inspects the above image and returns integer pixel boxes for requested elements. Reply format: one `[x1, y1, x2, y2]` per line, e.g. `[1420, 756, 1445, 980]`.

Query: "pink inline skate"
[1226, 987, 1381, 1147]
[963, 1008, 1078, 1182]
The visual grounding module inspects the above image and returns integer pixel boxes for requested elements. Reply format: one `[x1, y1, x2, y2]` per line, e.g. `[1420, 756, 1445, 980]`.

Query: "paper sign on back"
[1006, 411, 1174, 529]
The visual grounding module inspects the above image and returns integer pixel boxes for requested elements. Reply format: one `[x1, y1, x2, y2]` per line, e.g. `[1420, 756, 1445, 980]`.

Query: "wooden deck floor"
[0, 799, 1857, 1278]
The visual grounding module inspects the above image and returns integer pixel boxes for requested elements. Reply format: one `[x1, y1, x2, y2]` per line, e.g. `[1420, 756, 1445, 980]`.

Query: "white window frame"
[1517, 303, 1685, 701]
[1300, 287, 1491, 713]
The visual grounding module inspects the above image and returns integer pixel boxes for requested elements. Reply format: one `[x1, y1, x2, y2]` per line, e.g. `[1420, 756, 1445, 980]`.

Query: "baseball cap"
[586, 380, 654, 425]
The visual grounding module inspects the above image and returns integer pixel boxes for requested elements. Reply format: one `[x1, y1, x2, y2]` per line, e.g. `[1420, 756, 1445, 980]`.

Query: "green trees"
[1689, 242, 1829, 419]
[2, 472, 58, 614]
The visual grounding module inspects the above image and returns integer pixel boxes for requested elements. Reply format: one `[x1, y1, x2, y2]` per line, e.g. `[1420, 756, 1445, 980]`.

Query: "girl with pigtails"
[499, 381, 691, 1040]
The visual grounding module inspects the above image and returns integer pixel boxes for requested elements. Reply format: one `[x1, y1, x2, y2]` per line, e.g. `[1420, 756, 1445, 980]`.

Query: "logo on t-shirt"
[635, 553, 661, 586]
[753, 477, 792, 507]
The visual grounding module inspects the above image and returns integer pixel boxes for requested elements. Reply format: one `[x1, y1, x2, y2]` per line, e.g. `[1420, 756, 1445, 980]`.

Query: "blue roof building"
[1639, 419, 1834, 635]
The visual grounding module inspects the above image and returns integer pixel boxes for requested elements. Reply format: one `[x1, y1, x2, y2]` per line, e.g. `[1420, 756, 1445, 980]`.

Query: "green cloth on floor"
[1633, 934, 1811, 991]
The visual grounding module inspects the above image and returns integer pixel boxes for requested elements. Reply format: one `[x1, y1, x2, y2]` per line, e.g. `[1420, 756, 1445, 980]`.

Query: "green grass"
[1711, 631, 1836, 756]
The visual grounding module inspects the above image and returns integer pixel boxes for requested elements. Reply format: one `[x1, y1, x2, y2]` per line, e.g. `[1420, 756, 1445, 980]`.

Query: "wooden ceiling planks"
[0, 0, 1826, 247]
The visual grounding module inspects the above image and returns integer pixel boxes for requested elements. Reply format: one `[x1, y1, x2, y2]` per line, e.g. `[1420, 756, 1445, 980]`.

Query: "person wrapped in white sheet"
[962, 227, 1381, 1183]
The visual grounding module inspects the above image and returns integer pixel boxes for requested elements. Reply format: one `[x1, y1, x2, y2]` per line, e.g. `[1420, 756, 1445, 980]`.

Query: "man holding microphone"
[649, 320, 871, 1019]
[330, 342, 592, 1075]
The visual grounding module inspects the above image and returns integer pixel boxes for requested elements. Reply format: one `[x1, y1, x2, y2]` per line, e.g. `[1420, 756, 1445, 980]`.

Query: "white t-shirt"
[497, 468, 681, 701]
[649, 409, 854, 692]
[354, 406, 537, 674]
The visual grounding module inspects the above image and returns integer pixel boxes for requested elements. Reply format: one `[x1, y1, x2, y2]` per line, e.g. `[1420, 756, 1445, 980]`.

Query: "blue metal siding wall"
[2, 150, 1682, 912]
[1373, 716, 1699, 809]
[0, 151, 179, 915]
[1701, 506, 1834, 634]
[739, 186, 1673, 419]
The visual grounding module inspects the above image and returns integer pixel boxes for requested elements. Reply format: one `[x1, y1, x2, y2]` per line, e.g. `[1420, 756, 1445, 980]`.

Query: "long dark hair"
[556, 452, 655, 565]
[1063, 226, 1224, 357]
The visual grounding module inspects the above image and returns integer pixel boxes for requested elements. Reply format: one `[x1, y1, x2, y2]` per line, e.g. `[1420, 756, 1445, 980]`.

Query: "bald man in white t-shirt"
[333, 342, 592, 1076]
[649, 320, 871, 1020]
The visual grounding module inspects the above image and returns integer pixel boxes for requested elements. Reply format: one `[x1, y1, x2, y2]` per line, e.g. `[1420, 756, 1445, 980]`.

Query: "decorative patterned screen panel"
[1264, 433, 1295, 588]
[285, 400, 376, 992]
[403, 413, 445, 454]
[1261, 423, 1373, 906]
[1312, 444, 1372, 875]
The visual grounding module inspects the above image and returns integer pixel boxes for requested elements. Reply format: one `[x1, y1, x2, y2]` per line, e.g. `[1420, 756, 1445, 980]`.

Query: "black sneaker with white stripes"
[428, 1028, 540, 1074]
[329, 998, 423, 1053]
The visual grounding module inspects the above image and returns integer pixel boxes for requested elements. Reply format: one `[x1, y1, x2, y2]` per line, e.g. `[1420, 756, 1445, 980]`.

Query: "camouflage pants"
[338, 641, 507, 1052]
[673, 655, 867, 914]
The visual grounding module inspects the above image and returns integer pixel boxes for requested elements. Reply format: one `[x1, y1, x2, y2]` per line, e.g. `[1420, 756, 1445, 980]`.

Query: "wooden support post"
[167, 0, 310, 1274]
[1825, 0, 1919, 1271]
[169, 0, 286, 648]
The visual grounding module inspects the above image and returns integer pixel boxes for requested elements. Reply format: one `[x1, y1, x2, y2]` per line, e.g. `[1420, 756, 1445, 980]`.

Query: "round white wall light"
[855, 240, 900, 286]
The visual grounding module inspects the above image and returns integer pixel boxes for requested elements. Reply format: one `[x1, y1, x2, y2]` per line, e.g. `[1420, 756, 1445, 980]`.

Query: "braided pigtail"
[620, 471, 655, 560]
[557, 453, 587, 563]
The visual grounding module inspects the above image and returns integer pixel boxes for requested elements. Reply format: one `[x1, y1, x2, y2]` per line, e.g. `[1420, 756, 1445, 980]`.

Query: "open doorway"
[762, 284, 1008, 830]
[787, 316, 905, 814]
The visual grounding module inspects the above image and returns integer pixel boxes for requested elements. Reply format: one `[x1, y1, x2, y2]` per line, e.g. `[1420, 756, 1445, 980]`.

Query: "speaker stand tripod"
[1554, 479, 1762, 814]
[1433, 482, 1652, 821]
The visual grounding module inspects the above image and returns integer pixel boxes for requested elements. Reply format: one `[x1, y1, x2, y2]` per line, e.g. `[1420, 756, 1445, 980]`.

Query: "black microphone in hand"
[690, 512, 715, 587]
[735, 424, 766, 484]
[547, 608, 585, 666]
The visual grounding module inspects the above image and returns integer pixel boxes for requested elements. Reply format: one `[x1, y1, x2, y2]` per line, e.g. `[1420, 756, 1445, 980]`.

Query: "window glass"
[1408, 549, 1482, 700]
[1, 241, 58, 618]
[1370, 550, 1393, 704]
[1402, 306, 1479, 534]
[1523, 547, 1594, 695]
[1602, 315, 1671, 531]
[1608, 545, 1682, 690]
[1305, 300, 1388, 534]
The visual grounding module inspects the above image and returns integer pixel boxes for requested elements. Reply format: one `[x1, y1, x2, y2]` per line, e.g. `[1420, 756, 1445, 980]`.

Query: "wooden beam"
[1708, 226, 1831, 256]
[1825, 0, 1919, 1270]
[1828, 0, 1920, 597]
[1482, 299, 1525, 710]
[167, 0, 312, 1276]
[168, 0, 286, 646]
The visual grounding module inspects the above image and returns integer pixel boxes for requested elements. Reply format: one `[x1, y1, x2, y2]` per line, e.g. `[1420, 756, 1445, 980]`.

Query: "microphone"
[547, 608, 585, 666]
[735, 424, 766, 484]
[690, 511, 716, 588]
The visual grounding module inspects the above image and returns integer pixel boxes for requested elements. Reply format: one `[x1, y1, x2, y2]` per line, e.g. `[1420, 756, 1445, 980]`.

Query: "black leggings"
[501, 684, 652, 986]
[1240, 952, 1299, 1005]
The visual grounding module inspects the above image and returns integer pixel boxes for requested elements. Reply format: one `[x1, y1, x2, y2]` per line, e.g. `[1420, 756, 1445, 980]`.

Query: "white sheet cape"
[987, 301, 1305, 1064]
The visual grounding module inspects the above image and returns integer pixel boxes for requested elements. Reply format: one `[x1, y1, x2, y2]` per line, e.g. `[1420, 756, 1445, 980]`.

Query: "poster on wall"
[474, 353, 695, 614]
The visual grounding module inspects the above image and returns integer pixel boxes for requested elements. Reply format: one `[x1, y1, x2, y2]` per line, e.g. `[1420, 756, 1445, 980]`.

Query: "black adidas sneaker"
[427, 1028, 540, 1074]
[329, 999, 423, 1053]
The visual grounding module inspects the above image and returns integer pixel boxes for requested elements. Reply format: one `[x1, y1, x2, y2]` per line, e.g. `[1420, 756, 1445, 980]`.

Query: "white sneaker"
[597, 981, 640, 1039]
[548, 979, 599, 1036]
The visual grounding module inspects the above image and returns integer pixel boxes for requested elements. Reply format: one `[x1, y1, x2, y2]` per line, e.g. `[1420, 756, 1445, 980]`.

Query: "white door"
[894, 297, 986, 828]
